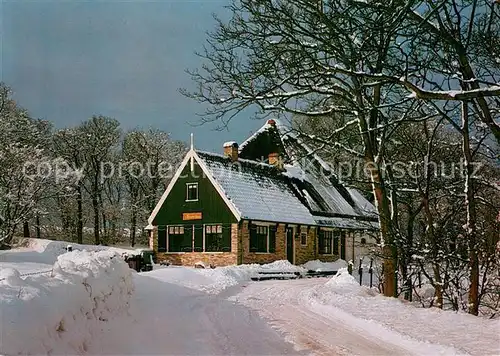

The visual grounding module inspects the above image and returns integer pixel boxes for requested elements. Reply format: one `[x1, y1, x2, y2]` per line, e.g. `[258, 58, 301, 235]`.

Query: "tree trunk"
[35, 214, 41, 239]
[462, 101, 479, 316]
[370, 164, 396, 297]
[76, 184, 83, 244]
[131, 206, 137, 247]
[92, 196, 100, 245]
[23, 221, 30, 238]
[354, 81, 397, 298]
[432, 264, 444, 308]
[101, 211, 108, 244]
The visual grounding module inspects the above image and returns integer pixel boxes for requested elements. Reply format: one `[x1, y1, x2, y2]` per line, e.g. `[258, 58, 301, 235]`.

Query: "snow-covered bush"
[0, 250, 134, 355]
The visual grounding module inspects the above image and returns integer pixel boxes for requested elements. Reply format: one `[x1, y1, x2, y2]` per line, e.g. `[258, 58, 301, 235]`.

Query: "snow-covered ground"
[231, 269, 500, 355]
[0, 250, 135, 355]
[1, 240, 498, 355]
[0, 239, 140, 275]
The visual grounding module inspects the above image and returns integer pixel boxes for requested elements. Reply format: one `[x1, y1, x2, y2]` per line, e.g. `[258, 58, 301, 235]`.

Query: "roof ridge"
[195, 149, 276, 169]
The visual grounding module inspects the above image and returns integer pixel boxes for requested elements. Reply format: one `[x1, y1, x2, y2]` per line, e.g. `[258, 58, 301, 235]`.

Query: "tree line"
[0, 83, 186, 248]
[183, 0, 500, 316]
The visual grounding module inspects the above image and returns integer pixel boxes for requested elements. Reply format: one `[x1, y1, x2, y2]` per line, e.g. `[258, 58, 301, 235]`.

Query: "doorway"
[286, 227, 294, 264]
[340, 231, 346, 260]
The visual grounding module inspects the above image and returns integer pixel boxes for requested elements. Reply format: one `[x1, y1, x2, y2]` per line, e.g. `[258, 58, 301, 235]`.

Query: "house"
[147, 119, 379, 267]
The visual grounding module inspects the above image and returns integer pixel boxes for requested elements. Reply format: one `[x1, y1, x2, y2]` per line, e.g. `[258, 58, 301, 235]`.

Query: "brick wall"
[317, 254, 338, 262]
[152, 221, 332, 266]
[295, 226, 317, 265]
[154, 223, 238, 267]
[241, 221, 287, 264]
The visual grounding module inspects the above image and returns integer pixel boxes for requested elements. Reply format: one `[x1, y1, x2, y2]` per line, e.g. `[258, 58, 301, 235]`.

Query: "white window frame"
[185, 182, 199, 202]
[203, 224, 226, 253]
[319, 229, 337, 255]
[166, 224, 187, 253]
[300, 226, 308, 246]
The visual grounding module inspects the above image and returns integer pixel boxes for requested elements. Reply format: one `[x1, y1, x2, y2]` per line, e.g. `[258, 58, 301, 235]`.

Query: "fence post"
[369, 258, 373, 288]
[358, 258, 363, 286]
[348, 260, 353, 275]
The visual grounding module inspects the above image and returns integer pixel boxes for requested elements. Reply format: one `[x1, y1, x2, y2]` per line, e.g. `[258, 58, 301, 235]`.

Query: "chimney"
[267, 119, 276, 127]
[268, 152, 284, 170]
[223, 141, 239, 162]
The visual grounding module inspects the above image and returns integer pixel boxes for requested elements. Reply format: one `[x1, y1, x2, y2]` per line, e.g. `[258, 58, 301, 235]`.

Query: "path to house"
[97, 273, 456, 356]
[90, 273, 303, 355]
[93, 274, 419, 356]
[230, 278, 418, 356]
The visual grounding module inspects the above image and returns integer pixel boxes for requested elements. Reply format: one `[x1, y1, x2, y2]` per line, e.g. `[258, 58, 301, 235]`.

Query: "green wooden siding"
[153, 161, 238, 226]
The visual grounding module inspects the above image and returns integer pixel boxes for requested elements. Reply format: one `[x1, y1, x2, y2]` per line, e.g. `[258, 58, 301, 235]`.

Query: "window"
[205, 225, 231, 252]
[318, 230, 340, 255]
[167, 225, 192, 252]
[300, 231, 307, 246]
[333, 231, 340, 255]
[186, 183, 198, 201]
[249, 224, 276, 253]
[320, 230, 333, 254]
[158, 226, 167, 252]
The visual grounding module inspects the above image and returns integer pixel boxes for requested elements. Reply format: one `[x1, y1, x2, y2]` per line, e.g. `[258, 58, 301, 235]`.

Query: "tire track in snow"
[230, 279, 425, 356]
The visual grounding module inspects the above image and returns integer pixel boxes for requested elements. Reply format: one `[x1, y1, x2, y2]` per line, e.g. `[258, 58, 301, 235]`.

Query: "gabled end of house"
[147, 120, 380, 267]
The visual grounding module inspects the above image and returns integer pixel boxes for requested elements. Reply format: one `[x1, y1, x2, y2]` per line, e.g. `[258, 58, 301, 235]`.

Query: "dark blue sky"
[2, 0, 262, 151]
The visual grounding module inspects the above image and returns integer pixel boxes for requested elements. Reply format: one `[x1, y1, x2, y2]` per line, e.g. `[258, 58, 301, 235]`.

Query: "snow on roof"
[196, 150, 316, 225]
[223, 141, 238, 147]
[346, 188, 377, 217]
[314, 217, 380, 230]
[238, 122, 273, 152]
[238, 118, 290, 152]
[239, 120, 378, 222]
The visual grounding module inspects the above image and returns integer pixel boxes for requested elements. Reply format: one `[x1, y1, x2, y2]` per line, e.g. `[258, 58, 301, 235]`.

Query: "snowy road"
[230, 278, 462, 356]
[95, 275, 461, 356]
[3, 240, 496, 356]
[91, 274, 302, 355]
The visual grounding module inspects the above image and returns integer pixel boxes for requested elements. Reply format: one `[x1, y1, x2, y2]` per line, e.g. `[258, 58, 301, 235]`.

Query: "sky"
[1, 0, 263, 152]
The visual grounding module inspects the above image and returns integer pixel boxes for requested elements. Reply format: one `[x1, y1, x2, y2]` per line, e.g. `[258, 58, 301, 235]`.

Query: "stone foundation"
[155, 223, 239, 267]
[156, 252, 237, 267]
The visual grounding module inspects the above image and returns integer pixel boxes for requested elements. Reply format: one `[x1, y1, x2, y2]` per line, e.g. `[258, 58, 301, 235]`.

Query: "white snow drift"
[0, 250, 134, 355]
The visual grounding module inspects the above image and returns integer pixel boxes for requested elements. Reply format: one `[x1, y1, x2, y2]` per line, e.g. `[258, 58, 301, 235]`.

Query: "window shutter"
[318, 229, 324, 254]
[222, 225, 232, 252]
[158, 226, 166, 252]
[249, 223, 258, 252]
[194, 224, 203, 252]
[269, 225, 276, 253]
[182, 225, 193, 252]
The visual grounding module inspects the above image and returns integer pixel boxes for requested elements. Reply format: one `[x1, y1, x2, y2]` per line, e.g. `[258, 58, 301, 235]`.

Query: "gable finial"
[190, 133, 194, 150]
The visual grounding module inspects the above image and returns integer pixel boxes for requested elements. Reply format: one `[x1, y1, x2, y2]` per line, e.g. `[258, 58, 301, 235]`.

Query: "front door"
[286, 227, 294, 264]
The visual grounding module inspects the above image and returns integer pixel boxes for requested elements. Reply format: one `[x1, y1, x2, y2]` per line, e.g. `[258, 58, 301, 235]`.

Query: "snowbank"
[302, 259, 348, 272]
[0, 238, 141, 273]
[258, 260, 306, 273]
[27, 238, 140, 260]
[307, 269, 500, 355]
[148, 260, 306, 294]
[0, 250, 134, 355]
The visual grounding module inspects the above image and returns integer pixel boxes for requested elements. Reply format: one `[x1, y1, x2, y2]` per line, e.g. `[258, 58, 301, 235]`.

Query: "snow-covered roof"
[223, 141, 238, 147]
[149, 119, 379, 230]
[314, 217, 380, 230]
[238, 119, 379, 226]
[196, 150, 316, 225]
